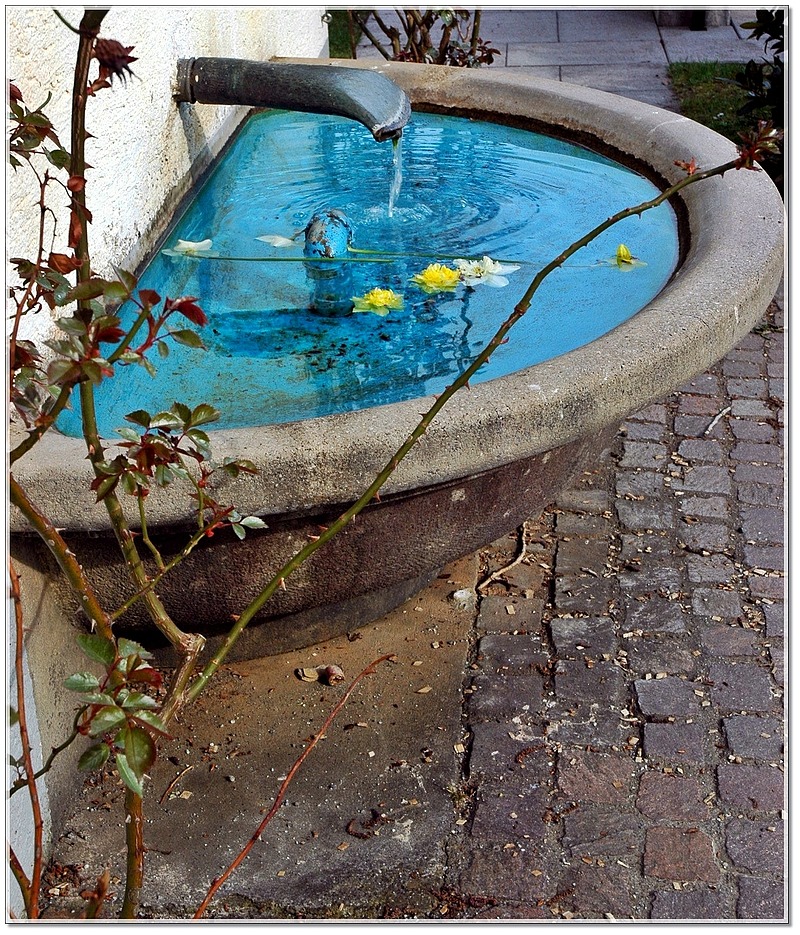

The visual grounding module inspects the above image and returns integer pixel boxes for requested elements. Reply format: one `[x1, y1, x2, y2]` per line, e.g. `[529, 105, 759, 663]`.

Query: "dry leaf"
[415, 685, 433, 694]
[296, 667, 320, 682]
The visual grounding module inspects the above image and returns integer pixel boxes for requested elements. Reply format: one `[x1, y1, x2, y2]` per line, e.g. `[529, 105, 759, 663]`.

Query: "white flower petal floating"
[175, 238, 213, 254]
[257, 234, 297, 248]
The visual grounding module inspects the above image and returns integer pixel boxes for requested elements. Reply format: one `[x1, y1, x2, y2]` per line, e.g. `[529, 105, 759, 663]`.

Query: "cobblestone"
[716, 764, 784, 810]
[650, 887, 728, 919]
[707, 662, 774, 713]
[725, 819, 784, 874]
[736, 877, 784, 919]
[722, 715, 783, 760]
[642, 722, 707, 764]
[644, 828, 720, 883]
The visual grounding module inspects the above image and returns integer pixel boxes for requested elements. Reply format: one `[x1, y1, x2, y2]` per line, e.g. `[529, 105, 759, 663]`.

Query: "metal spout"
[176, 58, 410, 142]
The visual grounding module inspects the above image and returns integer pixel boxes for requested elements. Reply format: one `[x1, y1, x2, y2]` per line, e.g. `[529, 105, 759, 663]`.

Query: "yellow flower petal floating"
[613, 243, 647, 271]
[411, 262, 462, 294]
[352, 287, 404, 317]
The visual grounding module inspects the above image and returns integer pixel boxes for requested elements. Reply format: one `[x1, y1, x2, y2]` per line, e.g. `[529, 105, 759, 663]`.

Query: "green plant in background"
[668, 9, 784, 193]
[8, 7, 782, 920]
[341, 9, 498, 66]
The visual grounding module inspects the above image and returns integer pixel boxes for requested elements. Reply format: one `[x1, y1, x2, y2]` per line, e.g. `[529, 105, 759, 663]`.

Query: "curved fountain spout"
[175, 58, 411, 142]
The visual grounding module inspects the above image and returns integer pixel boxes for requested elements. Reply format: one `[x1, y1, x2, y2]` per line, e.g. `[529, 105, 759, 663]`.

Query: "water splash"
[388, 136, 403, 218]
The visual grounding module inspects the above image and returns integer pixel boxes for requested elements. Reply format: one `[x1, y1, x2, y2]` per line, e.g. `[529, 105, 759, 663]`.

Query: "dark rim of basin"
[10, 62, 784, 534]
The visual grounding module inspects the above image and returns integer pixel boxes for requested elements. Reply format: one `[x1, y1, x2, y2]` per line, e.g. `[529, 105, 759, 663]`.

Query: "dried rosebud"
[318, 665, 345, 685]
[92, 38, 137, 84]
[673, 157, 698, 176]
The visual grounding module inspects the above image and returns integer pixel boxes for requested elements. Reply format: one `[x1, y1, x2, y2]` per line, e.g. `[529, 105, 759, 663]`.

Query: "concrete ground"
[42, 9, 785, 921]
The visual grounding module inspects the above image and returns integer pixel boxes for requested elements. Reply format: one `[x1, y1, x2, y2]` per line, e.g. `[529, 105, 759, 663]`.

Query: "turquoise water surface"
[58, 110, 679, 437]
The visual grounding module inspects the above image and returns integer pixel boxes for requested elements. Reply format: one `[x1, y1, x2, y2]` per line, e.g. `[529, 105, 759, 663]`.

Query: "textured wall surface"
[7, 6, 328, 342]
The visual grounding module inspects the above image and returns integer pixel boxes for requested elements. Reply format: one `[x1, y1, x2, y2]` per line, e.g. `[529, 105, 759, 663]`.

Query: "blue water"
[59, 111, 679, 438]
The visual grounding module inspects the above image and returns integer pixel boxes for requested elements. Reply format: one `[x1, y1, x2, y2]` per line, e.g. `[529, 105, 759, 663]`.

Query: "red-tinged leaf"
[9, 83, 22, 103]
[95, 324, 126, 344]
[168, 295, 207, 327]
[127, 664, 163, 689]
[138, 288, 160, 309]
[67, 175, 86, 192]
[69, 212, 82, 248]
[91, 473, 119, 502]
[48, 252, 83, 274]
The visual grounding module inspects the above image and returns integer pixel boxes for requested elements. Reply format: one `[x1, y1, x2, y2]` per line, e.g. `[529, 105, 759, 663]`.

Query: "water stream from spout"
[388, 137, 403, 217]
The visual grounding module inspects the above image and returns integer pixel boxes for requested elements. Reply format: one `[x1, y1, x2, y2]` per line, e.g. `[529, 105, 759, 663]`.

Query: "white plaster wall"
[7, 6, 328, 344]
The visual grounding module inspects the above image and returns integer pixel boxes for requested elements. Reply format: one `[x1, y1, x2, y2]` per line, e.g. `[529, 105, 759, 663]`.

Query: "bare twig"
[477, 520, 532, 592]
[703, 405, 731, 436]
[193, 654, 393, 918]
[9, 560, 43, 918]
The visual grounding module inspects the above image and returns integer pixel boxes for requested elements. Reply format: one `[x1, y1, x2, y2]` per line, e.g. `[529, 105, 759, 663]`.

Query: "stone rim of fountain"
[11, 62, 784, 533]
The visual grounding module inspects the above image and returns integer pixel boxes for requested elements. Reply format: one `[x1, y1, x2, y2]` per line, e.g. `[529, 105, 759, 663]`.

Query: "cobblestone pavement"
[443, 287, 785, 920]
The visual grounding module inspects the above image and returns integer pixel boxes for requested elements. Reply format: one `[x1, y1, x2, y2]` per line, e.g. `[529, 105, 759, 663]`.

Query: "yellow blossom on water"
[612, 243, 646, 271]
[411, 262, 462, 294]
[352, 287, 404, 316]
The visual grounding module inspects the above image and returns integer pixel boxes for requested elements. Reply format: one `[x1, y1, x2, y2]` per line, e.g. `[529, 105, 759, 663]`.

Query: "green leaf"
[64, 279, 109, 303]
[121, 725, 156, 779]
[130, 709, 170, 737]
[115, 426, 142, 443]
[120, 691, 158, 710]
[189, 403, 220, 427]
[78, 743, 110, 772]
[87, 705, 127, 737]
[171, 401, 192, 424]
[157, 340, 170, 358]
[103, 280, 130, 302]
[113, 266, 138, 293]
[115, 752, 143, 796]
[124, 409, 152, 428]
[80, 692, 117, 706]
[45, 148, 71, 169]
[140, 356, 157, 378]
[64, 672, 101, 692]
[117, 637, 152, 660]
[93, 474, 119, 502]
[76, 633, 116, 666]
[56, 316, 88, 336]
[169, 328, 205, 349]
[46, 358, 78, 384]
[232, 523, 246, 540]
[149, 410, 183, 430]
[9, 706, 19, 727]
[240, 516, 268, 530]
[154, 464, 175, 487]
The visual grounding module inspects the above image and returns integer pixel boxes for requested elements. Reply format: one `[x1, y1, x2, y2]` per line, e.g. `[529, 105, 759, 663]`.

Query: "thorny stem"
[9, 560, 43, 918]
[70, 10, 106, 324]
[137, 495, 165, 571]
[194, 654, 393, 918]
[187, 157, 739, 704]
[9, 476, 114, 641]
[120, 788, 144, 919]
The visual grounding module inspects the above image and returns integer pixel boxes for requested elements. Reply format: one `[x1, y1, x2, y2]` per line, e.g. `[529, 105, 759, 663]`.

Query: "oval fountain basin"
[12, 64, 783, 659]
[55, 110, 678, 438]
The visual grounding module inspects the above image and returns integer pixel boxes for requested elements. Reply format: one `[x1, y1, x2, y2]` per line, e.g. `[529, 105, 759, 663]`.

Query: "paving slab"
[508, 40, 666, 68]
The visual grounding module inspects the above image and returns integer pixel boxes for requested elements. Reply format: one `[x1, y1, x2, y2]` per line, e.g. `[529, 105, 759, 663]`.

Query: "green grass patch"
[327, 10, 357, 59]
[667, 61, 762, 143]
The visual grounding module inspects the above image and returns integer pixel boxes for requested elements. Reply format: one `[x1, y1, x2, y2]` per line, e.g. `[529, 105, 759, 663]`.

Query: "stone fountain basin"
[10, 63, 784, 660]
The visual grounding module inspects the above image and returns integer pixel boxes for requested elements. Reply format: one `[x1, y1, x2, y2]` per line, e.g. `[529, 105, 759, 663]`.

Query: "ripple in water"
[57, 111, 679, 438]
